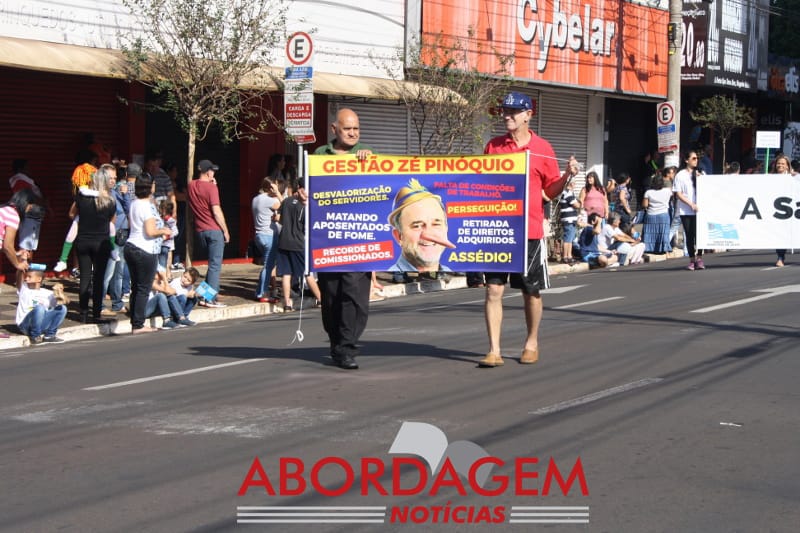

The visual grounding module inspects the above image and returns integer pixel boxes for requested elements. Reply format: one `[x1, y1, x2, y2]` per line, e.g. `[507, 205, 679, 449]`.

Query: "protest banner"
[307, 153, 529, 273]
[697, 174, 800, 249]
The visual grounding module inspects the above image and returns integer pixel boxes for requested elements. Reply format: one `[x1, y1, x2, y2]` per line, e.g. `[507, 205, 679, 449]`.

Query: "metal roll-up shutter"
[330, 100, 409, 155]
[604, 98, 656, 207]
[0, 67, 123, 269]
[538, 91, 590, 212]
[538, 91, 589, 166]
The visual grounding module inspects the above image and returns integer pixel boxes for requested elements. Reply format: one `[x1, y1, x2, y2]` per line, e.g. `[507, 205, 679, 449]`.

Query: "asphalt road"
[1, 250, 798, 533]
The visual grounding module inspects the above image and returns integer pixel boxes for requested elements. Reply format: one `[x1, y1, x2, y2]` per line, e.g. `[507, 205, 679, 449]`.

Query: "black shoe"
[337, 354, 359, 370]
[28, 335, 44, 345]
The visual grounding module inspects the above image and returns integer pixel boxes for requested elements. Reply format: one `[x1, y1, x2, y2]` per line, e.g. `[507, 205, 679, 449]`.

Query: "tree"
[119, 0, 289, 265]
[375, 29, 513, 155]
[689, 95, 755, 169]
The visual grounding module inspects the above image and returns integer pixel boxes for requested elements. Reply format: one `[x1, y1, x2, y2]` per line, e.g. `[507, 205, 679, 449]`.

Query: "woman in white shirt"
[251, 177, 283, 302]
[123, 173, 172, 334]
[773, 155, 791, 267]
[641, 172, 673, 254]
[672, 149, 704, 270]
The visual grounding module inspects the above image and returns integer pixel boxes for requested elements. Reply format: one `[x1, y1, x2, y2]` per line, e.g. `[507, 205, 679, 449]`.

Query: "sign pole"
[298, 144, 304, 188]
[284, 31, 316, 147]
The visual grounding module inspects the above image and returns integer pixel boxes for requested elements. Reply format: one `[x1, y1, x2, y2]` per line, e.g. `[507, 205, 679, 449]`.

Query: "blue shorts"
[561, 222, 577, 244]
[582, 251, 614, 266]
[277, 249, 306, 277]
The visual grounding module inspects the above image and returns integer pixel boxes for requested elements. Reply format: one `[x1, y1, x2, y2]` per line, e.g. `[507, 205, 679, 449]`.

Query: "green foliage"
[690, 95, 755, 166]
[119, 0, 289, 144]
[118, 0, 289, 266]
[375, 29, 514, 155]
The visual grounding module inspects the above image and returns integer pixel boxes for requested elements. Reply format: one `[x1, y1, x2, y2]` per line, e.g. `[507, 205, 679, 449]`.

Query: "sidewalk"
[0, 251, 683, 350]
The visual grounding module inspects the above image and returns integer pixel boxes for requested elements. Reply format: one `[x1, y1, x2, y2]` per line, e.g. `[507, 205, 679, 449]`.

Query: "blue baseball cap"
[501, 92, 533, 111]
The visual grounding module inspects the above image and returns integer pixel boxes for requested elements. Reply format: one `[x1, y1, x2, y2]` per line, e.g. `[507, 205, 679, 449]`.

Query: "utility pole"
[667, 0, 683, 168]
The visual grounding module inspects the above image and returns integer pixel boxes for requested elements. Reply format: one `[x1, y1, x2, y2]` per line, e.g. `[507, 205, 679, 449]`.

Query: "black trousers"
[680, 214, 702, 259]
[75, 237, 112, 316]
[124, 243, 158, 330]
[318, 272, 371, 357]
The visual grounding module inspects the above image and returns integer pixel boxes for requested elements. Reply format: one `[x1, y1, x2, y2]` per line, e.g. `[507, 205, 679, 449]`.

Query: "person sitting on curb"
[166, 268, 200, 326]
[145, 272, 181, 329]
[16, 267, 68, 344]
[601, 212, 646, 265]
[579, 213, 619, 268]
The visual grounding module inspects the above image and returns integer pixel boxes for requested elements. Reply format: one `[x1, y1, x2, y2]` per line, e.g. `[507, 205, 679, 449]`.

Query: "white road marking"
[425, 286, 584, 311]
[542, 285, 586, 294]
[691, 284, 800, 313]
[552, 296, 624, 310]
[83, 358, 266, 391]
[425, 293, 520, 311]
[0, 352, 27, 359]
[530, 378, 663, 415]
[691, 293, 780, 313]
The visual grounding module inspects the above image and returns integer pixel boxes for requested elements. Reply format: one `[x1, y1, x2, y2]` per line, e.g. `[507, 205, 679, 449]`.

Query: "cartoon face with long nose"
[388, 179, 455, 273]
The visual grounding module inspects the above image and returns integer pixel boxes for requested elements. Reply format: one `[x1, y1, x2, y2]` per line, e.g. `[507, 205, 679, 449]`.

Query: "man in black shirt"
[276, 186, 321, 312]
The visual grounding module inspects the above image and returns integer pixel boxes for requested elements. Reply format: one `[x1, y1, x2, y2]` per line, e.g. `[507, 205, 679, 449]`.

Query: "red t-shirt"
[187, 179, 221, 232]
[484, 132, 561, 239]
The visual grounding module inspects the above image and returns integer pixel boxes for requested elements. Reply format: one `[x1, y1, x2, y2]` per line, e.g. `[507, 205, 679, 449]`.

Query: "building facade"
[1, 0, 681, 267]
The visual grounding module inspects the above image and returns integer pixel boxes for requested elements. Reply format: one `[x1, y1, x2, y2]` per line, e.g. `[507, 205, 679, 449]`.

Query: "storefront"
[1, 0, 675, 269]
[679, 0, 770, 172]
[409, 0, 670, 196]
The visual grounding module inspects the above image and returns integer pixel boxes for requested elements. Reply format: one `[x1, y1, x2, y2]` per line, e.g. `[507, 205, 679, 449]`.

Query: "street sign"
[656, 100, 677, 153]
[657, 101, 675, 126]
[286, 31, 314, 66]
[284, 32, 315, 145]
[755, 131, 781, 149]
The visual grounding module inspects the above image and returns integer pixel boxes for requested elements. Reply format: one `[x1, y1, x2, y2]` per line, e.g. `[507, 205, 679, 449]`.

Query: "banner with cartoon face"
[306, 154, 529, 273]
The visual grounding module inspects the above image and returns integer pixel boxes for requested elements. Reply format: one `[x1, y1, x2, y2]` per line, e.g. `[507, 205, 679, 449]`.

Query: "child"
[167, 267, 200, 326]
[145, 272, 180, 329]
[158, 200, 178, 279]
[53, 186, 119, 272]
[16, 269, 68, 344]
[276, 185, 321, 312]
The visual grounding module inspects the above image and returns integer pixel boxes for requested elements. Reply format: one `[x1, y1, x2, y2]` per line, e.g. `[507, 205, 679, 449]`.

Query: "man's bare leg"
[282, 275, 293, 309]
[481, 283, 505, 366]
[521, 291, 542, 363]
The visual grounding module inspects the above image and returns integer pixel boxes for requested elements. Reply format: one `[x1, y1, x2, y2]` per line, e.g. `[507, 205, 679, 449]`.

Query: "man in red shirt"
[187, 159, 229, 307]
[480, 92, 579, 368]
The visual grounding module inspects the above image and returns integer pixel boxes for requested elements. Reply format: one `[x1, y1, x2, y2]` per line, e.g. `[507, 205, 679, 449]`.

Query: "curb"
[2, 275, 473, 349]
[1, 255, 684, 350]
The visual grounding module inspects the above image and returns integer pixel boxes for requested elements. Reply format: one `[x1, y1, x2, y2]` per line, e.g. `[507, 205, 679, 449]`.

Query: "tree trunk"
[184, 123, 197, 268]
[721, 138, 727, 175]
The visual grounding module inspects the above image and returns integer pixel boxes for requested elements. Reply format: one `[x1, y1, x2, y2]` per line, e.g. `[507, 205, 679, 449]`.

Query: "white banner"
[697, 174, 800, 249]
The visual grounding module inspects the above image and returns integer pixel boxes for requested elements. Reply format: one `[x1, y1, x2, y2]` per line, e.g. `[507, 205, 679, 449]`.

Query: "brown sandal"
[478, 353, 504, 367]
[520, 348, 539, 364]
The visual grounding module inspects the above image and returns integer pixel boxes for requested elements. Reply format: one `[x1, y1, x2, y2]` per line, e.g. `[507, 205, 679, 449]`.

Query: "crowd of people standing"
[555, 143, 796, 271]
